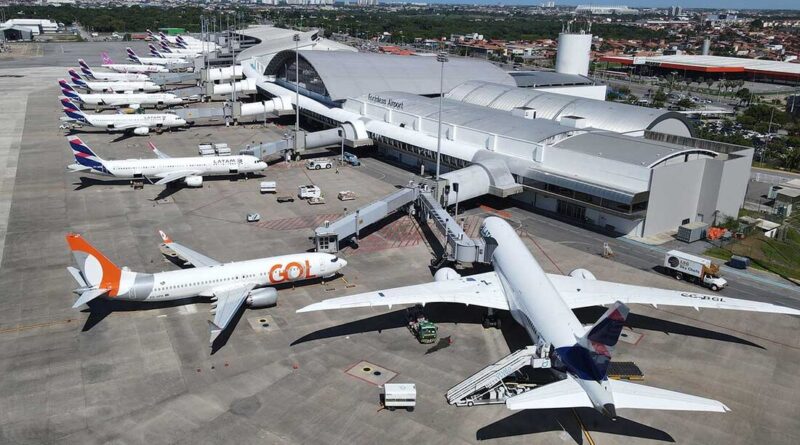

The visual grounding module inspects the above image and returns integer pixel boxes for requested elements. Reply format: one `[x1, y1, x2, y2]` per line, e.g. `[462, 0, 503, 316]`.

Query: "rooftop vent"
[512, 107, 537, 120]
[560, 115, 588, 129]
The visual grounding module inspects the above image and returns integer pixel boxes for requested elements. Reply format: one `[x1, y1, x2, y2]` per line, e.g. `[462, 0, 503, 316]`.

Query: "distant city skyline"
[398, 1, 799, 10]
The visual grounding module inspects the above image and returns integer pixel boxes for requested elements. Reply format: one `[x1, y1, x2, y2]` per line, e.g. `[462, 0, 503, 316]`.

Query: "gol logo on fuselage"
[269, 259, 316, 284]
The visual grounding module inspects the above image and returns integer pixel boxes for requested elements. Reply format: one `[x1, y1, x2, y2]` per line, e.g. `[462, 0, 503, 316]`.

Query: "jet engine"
[434, 267, 461, 282]
[133, 126, 150, 135]
[569, 268, 596, 280]
[247, 287, 278, 308]
[184, 175, 203, 187]
[129, 103, 141, 110]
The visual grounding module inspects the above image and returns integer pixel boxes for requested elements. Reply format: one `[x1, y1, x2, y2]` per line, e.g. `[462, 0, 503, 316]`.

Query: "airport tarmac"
[1, 48, 800, 445]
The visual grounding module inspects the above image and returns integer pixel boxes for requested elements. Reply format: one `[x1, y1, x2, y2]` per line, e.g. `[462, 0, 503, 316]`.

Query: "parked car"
[246, 213, 261, 222]
[342, 152, 360, 166]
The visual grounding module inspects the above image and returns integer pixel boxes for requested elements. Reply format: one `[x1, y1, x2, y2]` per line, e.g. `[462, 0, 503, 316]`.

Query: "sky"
[416, 1, 800, 9]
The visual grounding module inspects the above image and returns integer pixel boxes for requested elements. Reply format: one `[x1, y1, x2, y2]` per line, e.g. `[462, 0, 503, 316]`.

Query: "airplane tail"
[78, 59, 95, 78]
[62, 98, 88, 122]
[66, 232, 122, 307]
[159, 31, 169, 42]
[146, 29, 155, 40]
[68, 137, 106, 171]
[556, 301, 630, 382]
[126, 47, 141, 63]
[148, 44, 163, 58]
[68, 69, 85, 81]
[59, 79, 82, 100]
[101, 52, 114, 65]
[160, 41, 172, 53]
[175, 38, 187, 49]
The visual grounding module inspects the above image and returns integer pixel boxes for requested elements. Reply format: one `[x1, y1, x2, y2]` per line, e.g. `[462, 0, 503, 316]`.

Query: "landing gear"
[482, 308, 501, 329]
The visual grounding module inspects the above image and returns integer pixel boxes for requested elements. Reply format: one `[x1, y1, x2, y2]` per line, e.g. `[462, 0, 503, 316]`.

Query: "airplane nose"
[337, 258, 347, 269]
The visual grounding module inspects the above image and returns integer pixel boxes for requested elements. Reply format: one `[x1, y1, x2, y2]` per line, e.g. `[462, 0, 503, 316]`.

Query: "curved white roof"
[446, 80, 694, 137]
[265, 50, 516, 101]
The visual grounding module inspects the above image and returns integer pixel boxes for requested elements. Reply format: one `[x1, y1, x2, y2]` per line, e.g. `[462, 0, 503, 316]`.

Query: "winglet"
[158, 230, 172, 244]
[148, 141, 170, 159]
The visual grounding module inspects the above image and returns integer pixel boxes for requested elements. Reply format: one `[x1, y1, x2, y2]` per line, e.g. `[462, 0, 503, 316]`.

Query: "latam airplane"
[77, 59, 149, 81]
[61, 98, 186, 135]
[69, 70, 160, 93]
[101, 52, 168, 74]
[148, 44, 194, 61]
[147, 30, 217, 51]
[67, 230, 347, 343]
[60, 80, 182, 110]
[158, 41, 203, 56]
[127, 47, 189, 68]
[66, 137, 266, 187]
[299, 217, 800, 418]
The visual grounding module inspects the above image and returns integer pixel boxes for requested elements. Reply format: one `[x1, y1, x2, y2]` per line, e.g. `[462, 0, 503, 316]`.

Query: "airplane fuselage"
[72, 92, 182, 108]
[79, 80, 160, 93]
[80, 112, 186, 130]
[74, 155, 265, 179]
[482, 217, 617, 415]
[88, 72, 149, 81]
[103, 63, 168, 74]
[107, 253, 344, 302]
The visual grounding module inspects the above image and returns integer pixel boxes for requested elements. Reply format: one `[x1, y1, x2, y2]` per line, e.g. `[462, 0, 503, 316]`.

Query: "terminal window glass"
[276, 58, 328, 97]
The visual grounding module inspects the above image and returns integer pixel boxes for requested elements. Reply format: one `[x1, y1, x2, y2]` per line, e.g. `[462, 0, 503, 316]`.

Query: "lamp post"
[435, 51, 448, 182]
[293, 33, 300, 155]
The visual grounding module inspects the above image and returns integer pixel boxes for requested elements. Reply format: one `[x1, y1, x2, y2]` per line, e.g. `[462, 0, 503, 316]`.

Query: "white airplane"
[66, 230, 347, 344]
[148, 30, 217, 51]
[61, 98, 186, 135]
[101, 52, 168, 74]
[157, 41, 204, 56]
[78, 59, 149, 81]
[148, 44, 194, 61]
[127, 47, 190, 68]
[69, 70, 161, 93]
[60, 80, 182, 110]
[66, 137, 267, 187]
[298, 217, 800, 419]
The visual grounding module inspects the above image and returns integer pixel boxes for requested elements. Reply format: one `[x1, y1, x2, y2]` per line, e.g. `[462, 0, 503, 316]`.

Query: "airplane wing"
[547, 274, 800, 315]
[208, 282, 256, 344]
[505, 375, 592, 410]
[158, 230, 220, 268]
[153, 170, 201, 185]
[297, 271, 509, 313]
[506, 374, 728, 413]
[608, 379, 729, 412]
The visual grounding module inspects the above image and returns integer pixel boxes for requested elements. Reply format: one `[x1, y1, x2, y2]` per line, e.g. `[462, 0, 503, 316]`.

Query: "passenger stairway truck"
[446, 343, 551, 407]
[663, 250, 727, 291]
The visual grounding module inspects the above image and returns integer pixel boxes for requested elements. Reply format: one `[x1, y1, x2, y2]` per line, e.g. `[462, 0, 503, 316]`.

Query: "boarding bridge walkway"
[314, 186, 420, 253]
[150, 72, 198, 86]
[446, 347, 546, 406]
[416, 191, 484, 264]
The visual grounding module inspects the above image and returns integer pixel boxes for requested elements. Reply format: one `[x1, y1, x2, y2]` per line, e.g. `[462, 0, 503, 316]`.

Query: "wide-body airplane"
[299, 217, 800, 418]
[67, 231, 347, 343]
[69, 70, 160, 93]
[67, 137, 266, 186]
[78, 59, 149, 81]
[101, 52, 168, 74]
[60, 80, 182, 110]
[61, 98, 186, 135]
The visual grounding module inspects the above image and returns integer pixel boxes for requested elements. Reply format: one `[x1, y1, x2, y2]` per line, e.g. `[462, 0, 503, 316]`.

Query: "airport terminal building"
[240, 44, 752, 238]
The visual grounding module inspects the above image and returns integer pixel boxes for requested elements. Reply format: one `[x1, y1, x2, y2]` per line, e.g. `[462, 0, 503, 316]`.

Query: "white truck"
[383, 383, 416, 412]
[663, 250, 727, 291]
[306, 158, 333, 170]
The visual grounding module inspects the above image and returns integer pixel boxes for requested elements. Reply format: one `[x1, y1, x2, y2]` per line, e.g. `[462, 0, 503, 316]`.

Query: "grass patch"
[706, 233, 800, 279]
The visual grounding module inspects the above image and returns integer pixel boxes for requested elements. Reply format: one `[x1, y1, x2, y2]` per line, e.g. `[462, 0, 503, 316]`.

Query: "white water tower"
[555, 22, 592, 76]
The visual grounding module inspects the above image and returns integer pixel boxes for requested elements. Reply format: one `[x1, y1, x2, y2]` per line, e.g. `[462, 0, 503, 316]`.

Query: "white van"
[383, 383, 416, 412]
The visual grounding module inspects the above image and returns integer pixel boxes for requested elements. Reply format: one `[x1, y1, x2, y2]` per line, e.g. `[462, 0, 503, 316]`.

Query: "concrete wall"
[716, 148, 754, 219]
[644, 158, 707, 236]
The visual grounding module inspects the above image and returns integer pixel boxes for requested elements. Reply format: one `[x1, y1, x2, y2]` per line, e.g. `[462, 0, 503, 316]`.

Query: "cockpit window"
[330, 257, 339, 262]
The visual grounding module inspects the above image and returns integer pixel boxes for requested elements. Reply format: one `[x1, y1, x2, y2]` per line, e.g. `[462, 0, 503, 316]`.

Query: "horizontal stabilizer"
[506, 376, 593, 411]
[72, 288, 108, 309]
[208, 320, 222, 344]
[67, 266, 88, 287]
[608, 379, 730, 412]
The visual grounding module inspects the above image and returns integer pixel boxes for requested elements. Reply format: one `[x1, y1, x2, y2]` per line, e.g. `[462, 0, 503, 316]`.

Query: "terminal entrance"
[557, 200, 586, 221]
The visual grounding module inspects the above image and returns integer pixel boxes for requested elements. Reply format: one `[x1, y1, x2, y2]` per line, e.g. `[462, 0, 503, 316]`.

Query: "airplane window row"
[153, 273, 262, 292]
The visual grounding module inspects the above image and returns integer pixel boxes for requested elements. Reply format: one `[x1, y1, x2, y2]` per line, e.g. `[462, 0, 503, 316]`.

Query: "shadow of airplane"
[476, 407, 675, 443]
[81, 296, 206, 331]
